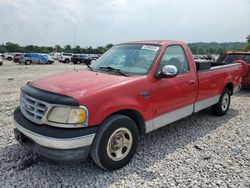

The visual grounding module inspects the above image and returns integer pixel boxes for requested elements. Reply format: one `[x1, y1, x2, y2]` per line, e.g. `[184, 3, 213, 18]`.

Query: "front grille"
[20, 92, 49, 124]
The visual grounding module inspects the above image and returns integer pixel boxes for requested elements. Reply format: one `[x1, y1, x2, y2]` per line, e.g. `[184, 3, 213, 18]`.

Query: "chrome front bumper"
[13, 118, 95, 150]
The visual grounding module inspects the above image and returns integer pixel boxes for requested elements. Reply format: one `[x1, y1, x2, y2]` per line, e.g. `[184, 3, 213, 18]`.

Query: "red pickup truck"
[13, 40, 247, 170]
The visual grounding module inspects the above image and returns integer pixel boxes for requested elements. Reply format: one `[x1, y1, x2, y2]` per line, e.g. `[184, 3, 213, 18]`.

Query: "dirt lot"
[0, 60, 250, 187]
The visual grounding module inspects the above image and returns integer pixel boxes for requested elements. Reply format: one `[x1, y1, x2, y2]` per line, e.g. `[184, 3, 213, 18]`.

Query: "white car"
[49, 52, 61, 60]
[4, 53, 15, 61]
[58, 53, 72, 63]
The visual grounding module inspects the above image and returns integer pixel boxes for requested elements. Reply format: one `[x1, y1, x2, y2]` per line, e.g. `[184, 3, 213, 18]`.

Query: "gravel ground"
[0, 60, 250, 188]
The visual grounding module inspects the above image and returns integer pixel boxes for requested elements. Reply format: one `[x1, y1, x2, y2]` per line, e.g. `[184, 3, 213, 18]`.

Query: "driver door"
[150, 45, 197, 130]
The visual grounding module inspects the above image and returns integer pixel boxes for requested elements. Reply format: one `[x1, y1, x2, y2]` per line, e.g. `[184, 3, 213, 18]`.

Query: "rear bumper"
[13, 107, 97, 161]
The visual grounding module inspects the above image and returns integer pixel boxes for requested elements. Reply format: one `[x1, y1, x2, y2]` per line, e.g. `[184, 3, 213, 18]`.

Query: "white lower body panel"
[145, 95, 220, 133]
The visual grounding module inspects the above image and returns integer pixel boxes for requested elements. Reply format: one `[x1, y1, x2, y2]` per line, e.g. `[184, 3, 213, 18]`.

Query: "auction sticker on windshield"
[141, 45, 159, 51]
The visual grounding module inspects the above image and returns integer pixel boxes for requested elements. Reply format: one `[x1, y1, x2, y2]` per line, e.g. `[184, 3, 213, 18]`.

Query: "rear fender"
[234, 60, 249, 78]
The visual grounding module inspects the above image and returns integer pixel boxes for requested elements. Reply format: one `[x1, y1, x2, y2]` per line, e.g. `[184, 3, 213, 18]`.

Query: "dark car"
[71, 54, 100, 65]
[217, 51, 250, 86]
[217, 51, 250, 64]
[84, 54, 100, 64]
[71, 54, 89, 64]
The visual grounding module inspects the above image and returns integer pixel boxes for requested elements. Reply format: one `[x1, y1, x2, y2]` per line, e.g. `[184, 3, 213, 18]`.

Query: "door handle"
[140, 91, 150, 99]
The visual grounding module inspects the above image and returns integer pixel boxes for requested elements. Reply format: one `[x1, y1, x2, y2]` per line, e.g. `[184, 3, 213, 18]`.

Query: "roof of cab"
[119, 40, 186, 46]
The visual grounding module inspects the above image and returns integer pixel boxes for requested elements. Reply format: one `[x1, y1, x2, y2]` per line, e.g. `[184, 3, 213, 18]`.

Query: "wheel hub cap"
[222, 94, 229, 111]
[107, 127, 133, 161]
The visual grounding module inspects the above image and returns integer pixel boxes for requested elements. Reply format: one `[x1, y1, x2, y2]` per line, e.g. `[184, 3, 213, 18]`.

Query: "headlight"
[47, 106, 88, 126]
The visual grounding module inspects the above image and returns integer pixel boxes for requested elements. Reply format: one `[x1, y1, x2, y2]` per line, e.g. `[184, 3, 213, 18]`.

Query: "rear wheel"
[91, 115, 139, 170]
[211, 88, 231, 116]
[25, 60, 31, 65]
[7, 57, 12, 61]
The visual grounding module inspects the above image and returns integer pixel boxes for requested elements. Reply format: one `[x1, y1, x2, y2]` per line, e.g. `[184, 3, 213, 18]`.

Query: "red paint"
[236, 60, 250, 86]
[30, 41, 246, 127]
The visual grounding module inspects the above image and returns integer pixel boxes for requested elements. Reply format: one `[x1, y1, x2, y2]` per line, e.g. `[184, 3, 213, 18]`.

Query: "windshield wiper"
[99, 66, 128, 77]
[87, 64, 94, 71]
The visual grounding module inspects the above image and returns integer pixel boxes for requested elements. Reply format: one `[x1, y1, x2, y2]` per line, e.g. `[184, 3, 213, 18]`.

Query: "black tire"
[65, 59, 70, 63]
[7, 57, 12, 61]
[91, 114, 139, 170]
[25, 60, 31, 65]
[211, 88, 231, 116]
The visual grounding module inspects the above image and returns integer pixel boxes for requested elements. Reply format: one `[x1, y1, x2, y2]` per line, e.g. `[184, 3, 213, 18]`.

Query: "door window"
[159, 45, 189, 74]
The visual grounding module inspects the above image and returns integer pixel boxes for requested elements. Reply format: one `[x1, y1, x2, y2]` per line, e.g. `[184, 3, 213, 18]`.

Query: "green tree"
[95, 46, 106, 54]
[0, 44, 7, 53]
[55, 45, 63, 52]
[74, 45, 82, 53]
[246, 34, 250, 50]
[105, 44, 113, 50]
[246, 35, 250, 43]
[64, 45, 72, 53]
[5, 42, 22, 52]
[86, 46, 93, 54]
[24, 45, 38, 52]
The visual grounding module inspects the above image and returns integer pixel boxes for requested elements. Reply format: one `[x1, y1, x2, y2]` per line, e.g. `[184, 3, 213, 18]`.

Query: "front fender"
[80, 76, 152, 126]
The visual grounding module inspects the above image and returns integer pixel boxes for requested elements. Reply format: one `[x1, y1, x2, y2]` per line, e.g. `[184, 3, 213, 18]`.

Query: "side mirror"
[161, 65, 178, 78]
[156, 65, 178, 79]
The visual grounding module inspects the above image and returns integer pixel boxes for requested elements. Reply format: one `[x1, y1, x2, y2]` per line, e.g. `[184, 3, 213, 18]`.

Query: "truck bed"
[195, 61, 240, 71]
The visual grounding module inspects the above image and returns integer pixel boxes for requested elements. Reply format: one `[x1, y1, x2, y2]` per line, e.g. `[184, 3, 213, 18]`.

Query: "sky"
[0, 0, 249, 47]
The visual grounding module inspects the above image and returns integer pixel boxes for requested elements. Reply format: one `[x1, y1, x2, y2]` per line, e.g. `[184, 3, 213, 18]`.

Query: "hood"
[30, 70, 132, 100]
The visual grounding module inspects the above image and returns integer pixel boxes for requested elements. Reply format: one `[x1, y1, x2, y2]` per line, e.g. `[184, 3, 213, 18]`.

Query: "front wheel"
[211, 88, 231, 116]
[25, 60, 31, 65]
[91, 115, 139, 170]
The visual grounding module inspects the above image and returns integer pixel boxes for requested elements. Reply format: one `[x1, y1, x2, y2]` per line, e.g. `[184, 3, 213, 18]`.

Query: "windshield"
[91, 44, 160, 76]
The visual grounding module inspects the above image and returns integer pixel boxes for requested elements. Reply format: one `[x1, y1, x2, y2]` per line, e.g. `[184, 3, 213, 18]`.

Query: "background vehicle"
[71, 54, 100, 64]
[71, 54, 88, 64]
[3, 53, 14, 61]
[85, 54, 100, 64]
[193, 54, 217, 63]
[13, 40, 248, 170]
[0, 57, 2, 66]
[49, 52, 61, 60]
[13, 53, 23, 63]
[58, 53, 72, 63]
[19, 53, 54, 65]
[217, 51, 250, 64]
[3, 52, 23, 61]
[217, 51, 250, 86]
